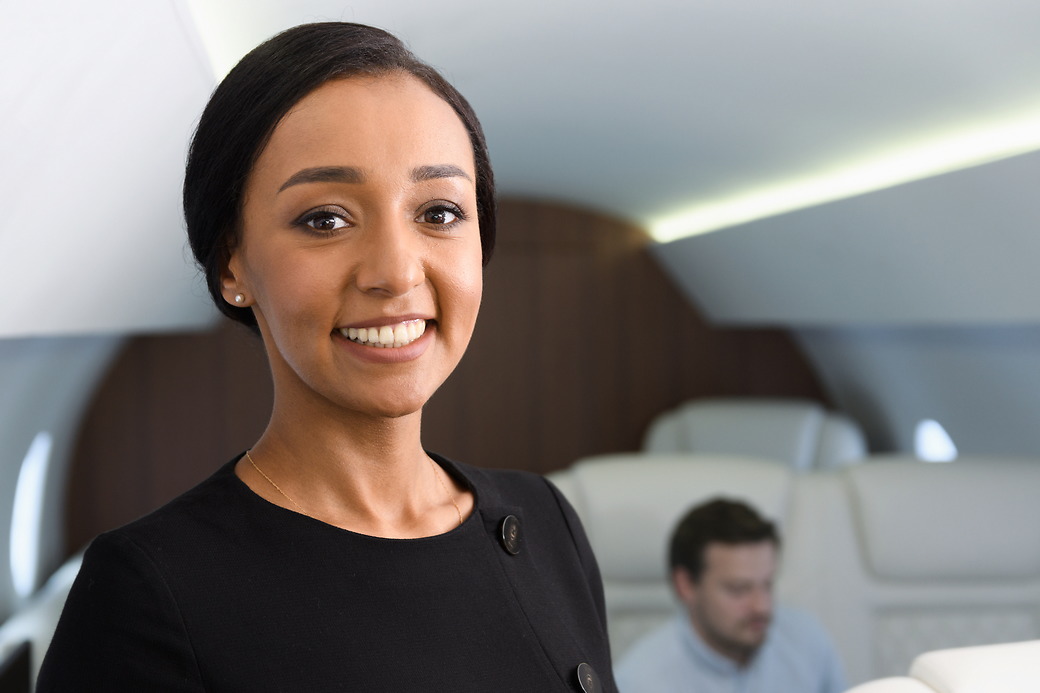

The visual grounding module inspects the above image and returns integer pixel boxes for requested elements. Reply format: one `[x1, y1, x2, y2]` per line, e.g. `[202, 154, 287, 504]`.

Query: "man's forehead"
[703, 540, 778, 577]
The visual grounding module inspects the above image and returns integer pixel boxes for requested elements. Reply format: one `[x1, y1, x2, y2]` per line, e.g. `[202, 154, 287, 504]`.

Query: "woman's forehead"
[256, 73, 475, 181]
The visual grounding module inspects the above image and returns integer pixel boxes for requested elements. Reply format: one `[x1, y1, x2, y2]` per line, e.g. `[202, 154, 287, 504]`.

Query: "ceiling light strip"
[649, 116, 1040, 243]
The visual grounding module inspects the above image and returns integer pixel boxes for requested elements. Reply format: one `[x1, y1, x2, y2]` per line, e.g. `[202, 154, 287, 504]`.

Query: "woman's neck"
[237, 394, 464, 537]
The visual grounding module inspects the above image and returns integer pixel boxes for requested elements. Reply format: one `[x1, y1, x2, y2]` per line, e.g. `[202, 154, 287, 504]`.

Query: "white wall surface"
[0, 0, 217, 337]
[796, 326, 1040, 456]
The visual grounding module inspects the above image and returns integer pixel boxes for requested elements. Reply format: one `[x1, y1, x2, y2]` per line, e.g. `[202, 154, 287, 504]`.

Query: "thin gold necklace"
[428, 455, 465, 527]
[245, 449, 305, 514]
[244, 450, 463, 528]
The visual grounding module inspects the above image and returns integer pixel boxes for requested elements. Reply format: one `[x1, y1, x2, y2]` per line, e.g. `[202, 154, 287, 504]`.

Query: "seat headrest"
[560, 453, 793, 582]
[643, 398, 865, 470]
[846, 460, 1040, 580]
[911, 639, 1040, 692]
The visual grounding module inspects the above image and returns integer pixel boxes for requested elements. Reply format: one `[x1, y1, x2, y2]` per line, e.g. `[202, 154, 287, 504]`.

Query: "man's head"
[668, 498, 780, 665]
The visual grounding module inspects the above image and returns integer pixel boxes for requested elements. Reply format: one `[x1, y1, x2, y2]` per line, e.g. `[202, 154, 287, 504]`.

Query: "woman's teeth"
[340, 319, 426, 348]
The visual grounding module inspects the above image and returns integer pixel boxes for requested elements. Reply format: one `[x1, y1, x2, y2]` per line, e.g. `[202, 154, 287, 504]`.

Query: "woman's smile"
[339, 318, 428, 348]
[333, 318, 437, 365]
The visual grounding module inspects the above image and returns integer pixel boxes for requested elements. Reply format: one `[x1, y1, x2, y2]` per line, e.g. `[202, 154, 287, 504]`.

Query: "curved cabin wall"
[652, 150, 1040, 455]
[65, 199, 826, 554]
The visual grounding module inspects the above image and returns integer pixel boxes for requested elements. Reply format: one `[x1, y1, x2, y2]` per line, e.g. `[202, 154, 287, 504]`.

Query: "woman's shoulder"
[432, 452, 562, 510]
[101, 455, 254, 556]
[432, 453, 589, 555]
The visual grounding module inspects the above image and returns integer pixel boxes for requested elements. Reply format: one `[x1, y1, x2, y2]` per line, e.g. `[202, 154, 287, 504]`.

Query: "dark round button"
[499, 515, 521, 555]
[576, 662, 599, 693]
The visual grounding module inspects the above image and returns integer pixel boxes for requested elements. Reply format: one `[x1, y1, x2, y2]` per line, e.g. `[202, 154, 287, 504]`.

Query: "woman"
[38, 22, 615, 693]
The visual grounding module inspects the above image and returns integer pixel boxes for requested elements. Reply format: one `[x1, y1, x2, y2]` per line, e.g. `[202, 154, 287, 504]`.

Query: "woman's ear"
[220, 249, 250, 307]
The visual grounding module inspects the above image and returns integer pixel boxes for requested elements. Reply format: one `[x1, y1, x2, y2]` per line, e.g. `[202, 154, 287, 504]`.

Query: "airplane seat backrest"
[641, 398, 867, 470]
[0, 337, 120, 625]
[909, 639, 1040, 692]
[814, 412, 868, 469]
[0, 552, 81, 687]
[845, 678, 937, 693]
[0, 467, 18, 624]
[547, 453, 794, 660]
[780, 457, 1040, 686]
[846, 639, 1040, 692]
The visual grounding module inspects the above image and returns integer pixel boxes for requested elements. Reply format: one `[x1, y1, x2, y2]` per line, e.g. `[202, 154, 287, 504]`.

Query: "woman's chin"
[366, 401, 426, 421]
[344, 388, 433, 422]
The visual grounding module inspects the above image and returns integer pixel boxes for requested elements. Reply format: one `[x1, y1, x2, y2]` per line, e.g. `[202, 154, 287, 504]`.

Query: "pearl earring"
[233, 294, 245, 304]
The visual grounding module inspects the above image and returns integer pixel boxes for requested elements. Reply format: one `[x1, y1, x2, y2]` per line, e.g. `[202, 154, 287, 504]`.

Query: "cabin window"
[10, 431, 52, 598]
[913, 419, 957, 462]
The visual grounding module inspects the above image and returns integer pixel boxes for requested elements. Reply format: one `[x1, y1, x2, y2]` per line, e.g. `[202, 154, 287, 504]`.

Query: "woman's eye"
[417, 205, 464, 226]
[297, 208, 349, 233]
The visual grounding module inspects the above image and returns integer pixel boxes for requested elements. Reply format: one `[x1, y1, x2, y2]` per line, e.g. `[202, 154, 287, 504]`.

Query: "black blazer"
[38, 453, 617, 692]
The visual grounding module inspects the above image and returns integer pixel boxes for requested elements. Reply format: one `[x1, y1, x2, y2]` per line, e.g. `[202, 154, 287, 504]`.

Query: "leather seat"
[642, 398, 866, 470]
[846, 639, 1040, 692]
[782, 458, 1040, 684]
[548, 453, 794, 659]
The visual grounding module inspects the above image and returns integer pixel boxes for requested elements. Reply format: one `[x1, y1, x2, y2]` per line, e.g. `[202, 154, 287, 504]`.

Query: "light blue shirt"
[614, 607, 846, 693]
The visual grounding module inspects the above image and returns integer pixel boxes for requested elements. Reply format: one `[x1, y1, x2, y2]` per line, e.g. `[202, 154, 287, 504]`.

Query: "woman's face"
[224, 73, 483, 421]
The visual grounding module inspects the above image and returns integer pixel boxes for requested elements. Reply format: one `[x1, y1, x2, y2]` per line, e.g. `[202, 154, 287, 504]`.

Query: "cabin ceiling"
[188, 0, 1040, 233]
[184, 0, 1040, 327]
[4, 0, 1040, 335]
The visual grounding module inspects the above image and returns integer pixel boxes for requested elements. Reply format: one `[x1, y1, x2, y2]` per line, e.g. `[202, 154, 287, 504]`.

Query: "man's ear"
[672, 567, 698, 606]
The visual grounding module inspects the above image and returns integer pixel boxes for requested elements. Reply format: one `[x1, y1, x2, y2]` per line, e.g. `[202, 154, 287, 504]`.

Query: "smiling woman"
[37, 23, 615, 693]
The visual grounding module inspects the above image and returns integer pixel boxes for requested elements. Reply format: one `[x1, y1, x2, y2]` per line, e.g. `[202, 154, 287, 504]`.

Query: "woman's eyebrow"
[278, 166, 364, 192]
[411, 164, 472, 183]
[277, 164, 470, 192]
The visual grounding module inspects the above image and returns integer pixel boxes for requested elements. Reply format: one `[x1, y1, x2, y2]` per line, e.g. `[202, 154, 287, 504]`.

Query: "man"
[614, 498, 845, 692]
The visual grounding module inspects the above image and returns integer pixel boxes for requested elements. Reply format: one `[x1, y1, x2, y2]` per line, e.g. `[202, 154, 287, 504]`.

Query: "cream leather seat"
[551, 452, 1040, 684]
[782, 458, 1040, 685]
[642, 398, 866, 470]
[846, 639, 1040, 692]
[547, 453, 794, 659]
[846, 680, 934, 693]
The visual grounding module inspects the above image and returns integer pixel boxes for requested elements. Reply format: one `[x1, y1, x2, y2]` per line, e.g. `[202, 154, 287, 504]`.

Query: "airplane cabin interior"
[4, 1, 1040, 691]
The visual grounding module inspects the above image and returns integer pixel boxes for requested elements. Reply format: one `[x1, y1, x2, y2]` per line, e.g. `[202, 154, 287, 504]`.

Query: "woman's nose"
[353, 219, 424, 296]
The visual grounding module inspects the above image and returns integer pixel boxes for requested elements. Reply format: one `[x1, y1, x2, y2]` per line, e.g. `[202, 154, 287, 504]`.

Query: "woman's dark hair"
[668, 498, 780, 582]
[183, 22, 496, 329]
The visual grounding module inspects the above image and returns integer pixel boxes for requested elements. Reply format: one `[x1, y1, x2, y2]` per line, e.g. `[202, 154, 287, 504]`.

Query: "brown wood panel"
[65, 323, 272, 553]
[65, 198, 826, 555]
